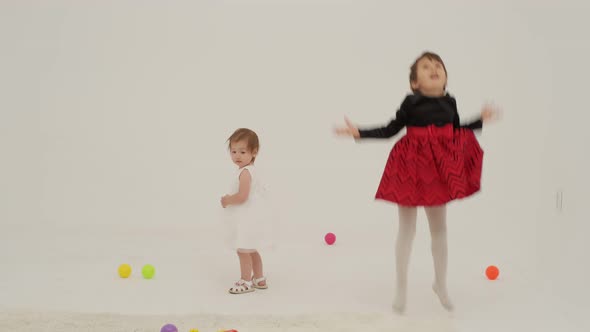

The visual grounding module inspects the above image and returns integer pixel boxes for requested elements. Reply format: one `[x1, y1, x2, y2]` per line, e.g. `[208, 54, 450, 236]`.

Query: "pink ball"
[324, 232, 336, 245]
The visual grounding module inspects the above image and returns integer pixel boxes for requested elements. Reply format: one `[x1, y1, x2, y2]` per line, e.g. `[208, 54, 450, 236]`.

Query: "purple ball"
[161, 324, 178, 332]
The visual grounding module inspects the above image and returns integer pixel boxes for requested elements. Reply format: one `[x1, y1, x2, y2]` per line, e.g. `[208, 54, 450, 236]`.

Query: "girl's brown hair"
[227, 128, 260, 162]
[409, 51, 447, 93]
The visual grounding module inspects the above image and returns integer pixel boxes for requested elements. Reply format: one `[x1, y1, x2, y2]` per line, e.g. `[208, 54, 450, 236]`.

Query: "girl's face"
[229, 139, 256, 168]
[411, 57, 447, 96]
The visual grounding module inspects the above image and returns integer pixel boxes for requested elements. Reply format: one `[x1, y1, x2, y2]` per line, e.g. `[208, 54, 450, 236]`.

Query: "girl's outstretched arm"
[334, 117, 360, 138]
[452, 99, 500, 129]
[357, 110, 407, 139]
[334, 107, 408, 140]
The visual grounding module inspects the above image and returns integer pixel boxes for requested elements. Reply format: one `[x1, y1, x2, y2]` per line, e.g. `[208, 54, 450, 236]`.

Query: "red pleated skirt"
[374, 124, 483, 206]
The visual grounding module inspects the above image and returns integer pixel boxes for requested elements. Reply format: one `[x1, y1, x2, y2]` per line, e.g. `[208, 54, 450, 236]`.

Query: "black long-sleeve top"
[358, 93, 482, 139]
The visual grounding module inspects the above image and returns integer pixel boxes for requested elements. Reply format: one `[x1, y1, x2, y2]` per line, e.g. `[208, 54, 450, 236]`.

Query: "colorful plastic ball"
[486, 265, 499, 280]
[142, 264, 155, 279]
[161, 324, 178, 332]
[324, 232, 336, 245]
[118, 264, 131, 278]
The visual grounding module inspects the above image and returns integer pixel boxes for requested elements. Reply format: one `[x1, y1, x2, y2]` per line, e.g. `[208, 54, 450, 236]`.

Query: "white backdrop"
[1, 0, 588, 328]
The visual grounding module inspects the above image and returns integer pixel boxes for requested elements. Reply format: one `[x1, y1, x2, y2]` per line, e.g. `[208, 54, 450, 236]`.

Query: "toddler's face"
[229, 139, 256, 167]
[411, 57, 447, 96]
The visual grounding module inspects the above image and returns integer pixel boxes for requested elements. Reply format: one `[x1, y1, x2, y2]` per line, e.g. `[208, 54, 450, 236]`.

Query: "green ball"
[142, 264, 155, 279]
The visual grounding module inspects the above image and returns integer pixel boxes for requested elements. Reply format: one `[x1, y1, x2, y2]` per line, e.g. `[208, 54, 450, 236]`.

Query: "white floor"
[0, 221, 584, 332]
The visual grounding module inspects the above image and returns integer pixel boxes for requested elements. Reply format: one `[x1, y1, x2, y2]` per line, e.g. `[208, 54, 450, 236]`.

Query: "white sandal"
[229, 279, 254, 294]
[252, 276, 268, 289]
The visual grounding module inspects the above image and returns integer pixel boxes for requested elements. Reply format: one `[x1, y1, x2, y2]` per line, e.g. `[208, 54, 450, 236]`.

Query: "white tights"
[393, 205, 454, 312]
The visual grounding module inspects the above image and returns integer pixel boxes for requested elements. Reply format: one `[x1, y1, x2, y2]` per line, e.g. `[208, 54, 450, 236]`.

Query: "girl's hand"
[334, 117, 360, 138]
[221, 195, 230, 208]
[481, 103, 501, 123]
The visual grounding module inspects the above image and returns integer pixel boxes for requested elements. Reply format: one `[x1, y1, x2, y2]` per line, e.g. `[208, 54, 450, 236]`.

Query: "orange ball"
[485, 265, 499, 280]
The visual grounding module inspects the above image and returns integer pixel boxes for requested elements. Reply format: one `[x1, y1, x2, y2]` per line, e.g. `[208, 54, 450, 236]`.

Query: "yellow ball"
[118, 264, 132, 278]
[189, 329, 199, 332]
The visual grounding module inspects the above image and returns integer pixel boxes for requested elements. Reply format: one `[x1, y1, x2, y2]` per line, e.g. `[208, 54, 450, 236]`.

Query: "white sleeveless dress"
[224, 165, 274, 251]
